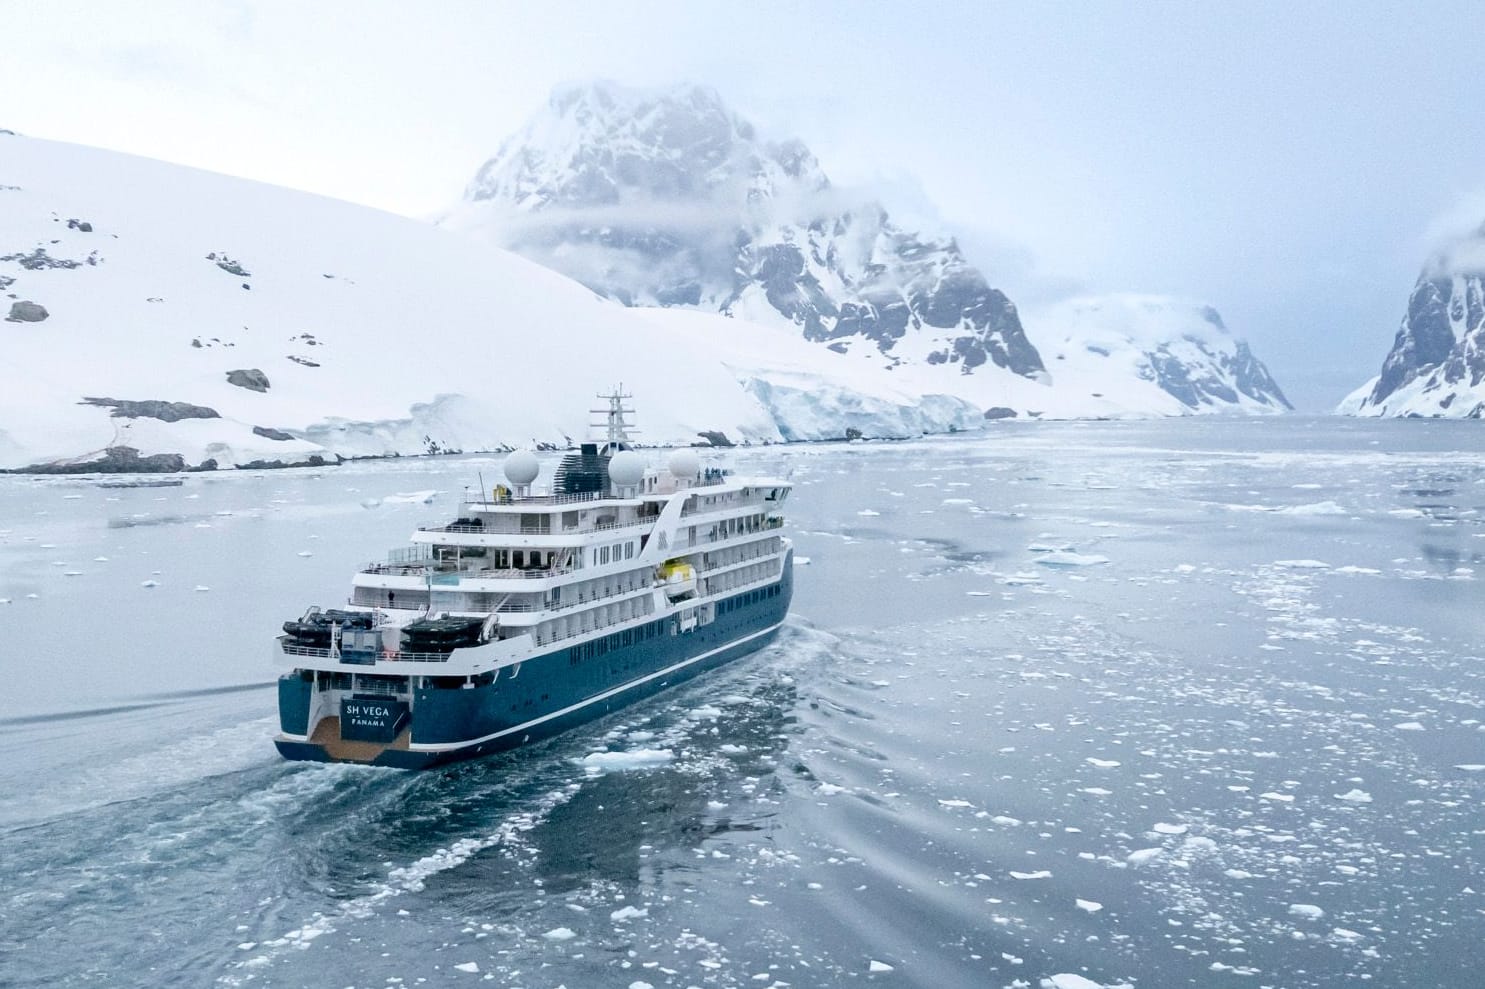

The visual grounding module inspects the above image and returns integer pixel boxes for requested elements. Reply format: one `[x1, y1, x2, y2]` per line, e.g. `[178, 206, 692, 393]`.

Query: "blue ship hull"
[276, 549, 793, 768]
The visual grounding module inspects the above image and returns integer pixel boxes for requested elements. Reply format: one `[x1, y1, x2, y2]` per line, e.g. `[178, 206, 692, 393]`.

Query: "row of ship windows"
[717, 583, 781, 615]
[594, 541, 636, 566]
[567, 619, 666, 666]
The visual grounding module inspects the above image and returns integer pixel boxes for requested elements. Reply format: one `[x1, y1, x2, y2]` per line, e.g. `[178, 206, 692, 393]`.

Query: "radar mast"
[591, 386, 638, 453]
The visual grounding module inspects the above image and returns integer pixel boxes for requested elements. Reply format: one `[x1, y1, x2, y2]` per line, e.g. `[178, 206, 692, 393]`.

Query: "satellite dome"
[608, 450, 644, 486]
[503, 450, 539, 486]
[668, 448, 700, 480]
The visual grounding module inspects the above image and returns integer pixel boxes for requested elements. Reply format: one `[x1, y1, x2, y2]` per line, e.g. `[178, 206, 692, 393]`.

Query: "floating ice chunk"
[1289, 904, 1325, 920]
[1152, 822, 1187, 835]
[941, 498, 974, 506]
[857, 509, 880, 517]
[689, 705, 723, 720]
[868, 960, 894, 973]
[453, 961, 480, 973]
[1275, 559, 1330, 569]
[1081, 787, 1113, 796]
[63, 570, 83, 577]
[141, 579, 160, 588]
[817, 783, 847, 796]
[1037, 551, 1109, 568]
[93, 556, 109, 562]
[1277, 501, 1348, 515]
[542, 927, 576, 941]
[194, 585, 210, 592]
[1260, 792, 1294, 802]
[1332, 927, 1364, 941]
[1076, 899, 1103, 913]
[581, 749, 674, 774]
[1335, 565, 1382, 575]
[1393, 721, 1424, 731]
[610, 905, 648, 921]
[1388, 508, 1425, 518]
[1086, 758, 1121, 769]
[1028, 541, 1074, 553]
[793, 555, 811, 566]
[383, 490, 438, 504]
[297, 550, 313, 557]
[1001, 572, 1043, 585]
[938, 798, 974, 808]
[1334, 789, 1373, 803]
[1126, 848, 1163, 865]
[1454, 764, 1485, 772]
[1224, 869, 1253, 879]
[1010, 870, 1051, 880]
[1041, 975, 1106, 989]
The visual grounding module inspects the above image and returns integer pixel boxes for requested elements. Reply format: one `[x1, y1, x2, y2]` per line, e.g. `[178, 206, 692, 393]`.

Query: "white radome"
[668, 448, 700, 480]
[607, 450, 644, 486]
[504, 449, 540, 486]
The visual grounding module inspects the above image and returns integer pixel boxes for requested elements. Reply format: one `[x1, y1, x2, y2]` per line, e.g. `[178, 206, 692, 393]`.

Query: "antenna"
[590, 384, 638, 451]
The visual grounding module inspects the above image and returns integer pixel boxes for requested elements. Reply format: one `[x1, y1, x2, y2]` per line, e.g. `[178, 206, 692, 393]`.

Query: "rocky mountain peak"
[447, 81, 1045, 380]
[1341, 223, 1485, 418]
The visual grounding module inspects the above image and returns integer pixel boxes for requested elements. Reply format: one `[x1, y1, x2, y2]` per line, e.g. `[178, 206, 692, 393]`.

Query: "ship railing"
[422, 514, 658, 537]
[465, 490, 604, 508]
[280, 638, 453, 664]
[362, 562, 431, 576]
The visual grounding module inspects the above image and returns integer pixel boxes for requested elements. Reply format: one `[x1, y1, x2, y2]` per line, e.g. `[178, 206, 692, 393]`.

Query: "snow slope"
[0, 132, 798, 470]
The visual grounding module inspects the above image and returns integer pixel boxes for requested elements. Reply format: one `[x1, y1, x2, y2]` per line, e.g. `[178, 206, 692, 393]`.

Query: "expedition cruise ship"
[274, 392, 794, 768]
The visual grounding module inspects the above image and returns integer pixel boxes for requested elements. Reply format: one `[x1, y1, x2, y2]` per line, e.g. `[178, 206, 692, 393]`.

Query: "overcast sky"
[6, 0, 1484, 409]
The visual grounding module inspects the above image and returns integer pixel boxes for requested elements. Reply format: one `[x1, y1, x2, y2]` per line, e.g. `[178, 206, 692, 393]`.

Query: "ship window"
[625, 542, 634, 559]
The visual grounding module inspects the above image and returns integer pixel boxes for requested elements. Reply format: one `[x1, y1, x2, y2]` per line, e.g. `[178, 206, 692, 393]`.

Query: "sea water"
[2, 417, 1482, 988]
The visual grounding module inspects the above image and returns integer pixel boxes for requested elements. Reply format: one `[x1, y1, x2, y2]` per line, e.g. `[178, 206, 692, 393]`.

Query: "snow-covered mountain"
[441, 81, 1290, 418]
[444, 82, 1047, 381]
[1026, 295, 1291, 416]
[1338, 224, 1485, 419]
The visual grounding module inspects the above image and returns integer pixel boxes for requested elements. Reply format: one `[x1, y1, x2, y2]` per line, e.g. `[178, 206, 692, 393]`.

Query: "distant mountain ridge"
[443, 81, 1291, 418]
[447, 82, 1046, 380]
[1339, 223, 1485, 419]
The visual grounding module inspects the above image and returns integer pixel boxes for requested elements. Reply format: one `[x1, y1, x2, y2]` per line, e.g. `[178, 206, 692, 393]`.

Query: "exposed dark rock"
[1, 247, 89, 270]
[6, 300, 47, 322]
[207, 252, 251, 278]
[287, 355, 320, 367]
[226, 368, 270, 392]
[696, 430, 734, 447]
[0, 275, 13, 290]
[66, 219, 93, 233]
[80, 397, 220, 422]
[983, 406, 1017, 420]
[237, 454, 333, 470]
[13, 446, 187, 474]
[253, 426, 295, 441]
[189, 459, 219, 472]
